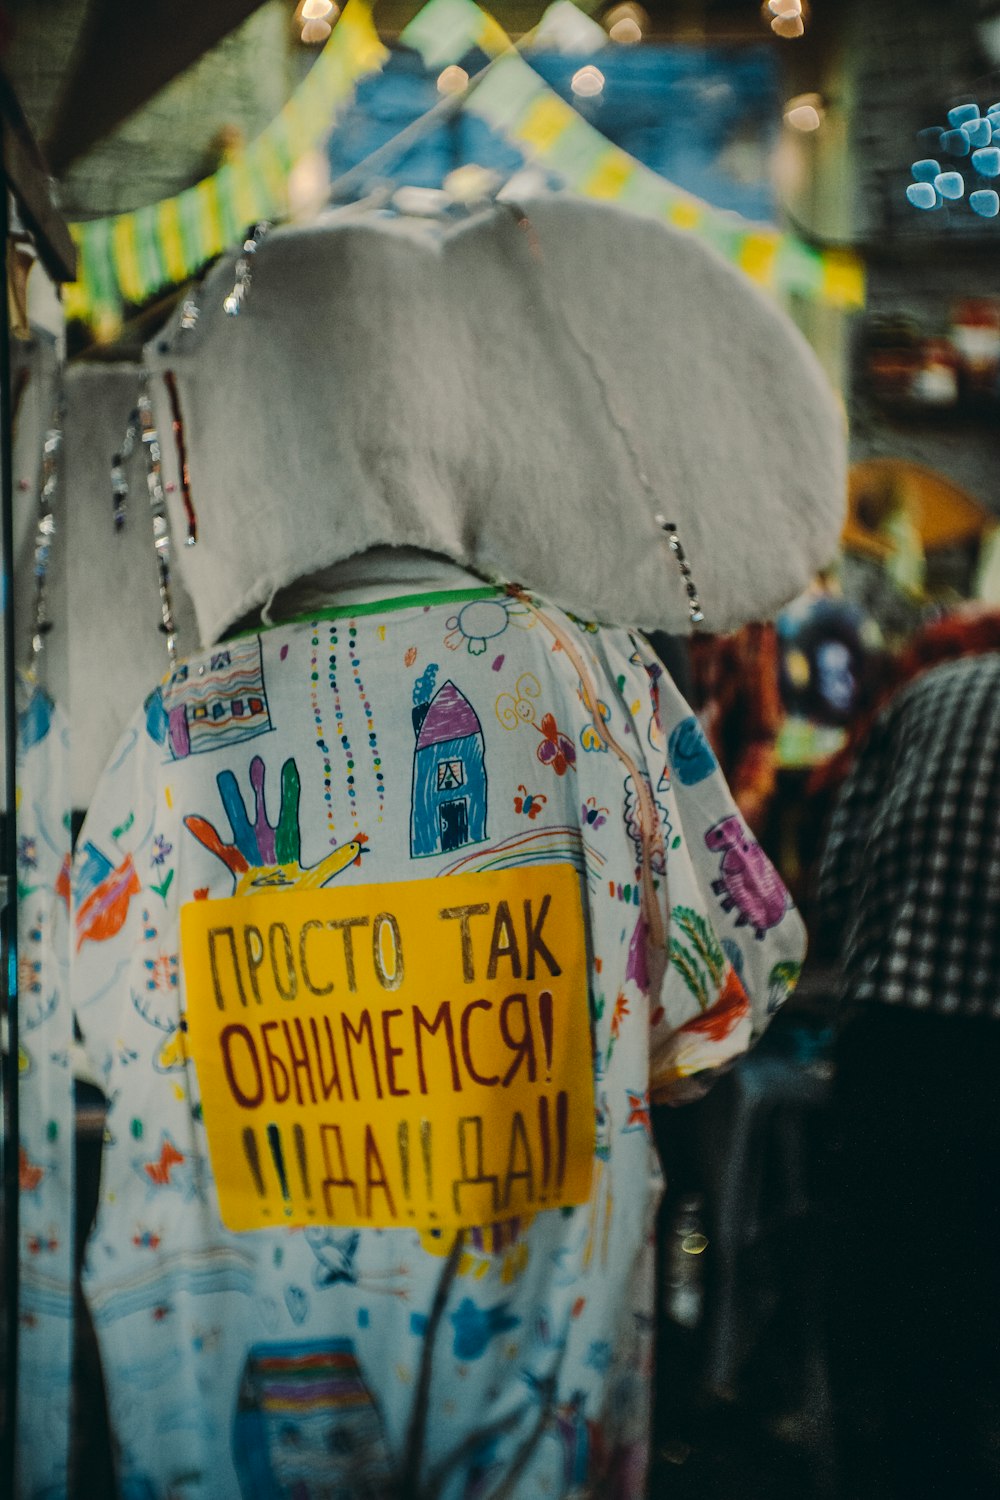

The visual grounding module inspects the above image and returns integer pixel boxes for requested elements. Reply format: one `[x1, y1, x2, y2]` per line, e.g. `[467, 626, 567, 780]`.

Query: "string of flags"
[63, 3, 388, 339]
[404, 0, 863, 309]
[62, 0, 865, 336]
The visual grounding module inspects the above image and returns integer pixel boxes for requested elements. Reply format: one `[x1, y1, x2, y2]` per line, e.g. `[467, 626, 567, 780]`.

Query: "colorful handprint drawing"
[184, 755, 365, 895]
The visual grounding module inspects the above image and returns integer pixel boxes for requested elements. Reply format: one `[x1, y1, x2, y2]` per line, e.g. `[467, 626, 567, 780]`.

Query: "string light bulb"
[297, 0, 338, 44]
[762, 0, 808, 36]
[301, 16, 333, 42]
[571, 66, 606, 99]
[784, 93, 824, 131]
[604, 3, 647, 44]
[437, 65, 469, 95]
[611, 18, 641, 41]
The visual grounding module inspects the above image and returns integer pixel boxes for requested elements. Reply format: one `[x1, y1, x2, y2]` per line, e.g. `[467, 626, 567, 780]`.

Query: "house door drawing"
[439, 798, 469, 853]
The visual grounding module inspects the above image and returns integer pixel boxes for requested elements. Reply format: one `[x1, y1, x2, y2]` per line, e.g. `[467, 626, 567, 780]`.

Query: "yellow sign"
[181, 864, 594, 1232]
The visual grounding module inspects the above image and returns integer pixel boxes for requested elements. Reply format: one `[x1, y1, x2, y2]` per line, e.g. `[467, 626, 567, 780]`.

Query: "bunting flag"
[64, 1, 388, 339]
[63, 0, 862, 336]
[402, 0, 865, 311]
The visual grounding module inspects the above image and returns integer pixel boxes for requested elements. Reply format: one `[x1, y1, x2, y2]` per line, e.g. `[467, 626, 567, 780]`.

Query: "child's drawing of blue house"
[410, 680, 487, 857]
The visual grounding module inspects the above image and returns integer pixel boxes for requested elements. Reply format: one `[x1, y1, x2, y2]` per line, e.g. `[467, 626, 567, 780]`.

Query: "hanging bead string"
[328, 622, 360, 833]
[158, 220, 269, 347]
[28, 394, 65, 668]
[179, 293, 201, 332]
[169, 259, 213, 343]
[505, 203, 543, 262]
[137, 375, 179, 664]
[111, 405, 139, 532]
[162, 369, 198, 545]
[223, 221, 271, 317]
[655, 515, 705, 627]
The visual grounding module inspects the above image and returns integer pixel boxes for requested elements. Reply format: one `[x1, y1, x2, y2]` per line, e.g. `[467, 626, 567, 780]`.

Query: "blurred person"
[812, 603, 1000, 805]
[688, 622, 782, 838]
[816, 650, 1000, 1500]
[839, 468, 927, 649]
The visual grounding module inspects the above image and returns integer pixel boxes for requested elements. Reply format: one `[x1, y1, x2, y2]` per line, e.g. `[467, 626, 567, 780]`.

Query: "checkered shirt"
[817, 652, 1000, 1019]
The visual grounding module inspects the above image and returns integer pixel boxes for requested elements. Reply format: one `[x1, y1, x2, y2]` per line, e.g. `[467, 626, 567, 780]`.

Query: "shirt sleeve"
[625, 633, 808, 1103]
[71, 705, 163, 1083]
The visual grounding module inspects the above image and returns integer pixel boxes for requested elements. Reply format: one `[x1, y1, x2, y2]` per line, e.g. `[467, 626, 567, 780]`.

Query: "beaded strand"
[655, 514, 705, 627]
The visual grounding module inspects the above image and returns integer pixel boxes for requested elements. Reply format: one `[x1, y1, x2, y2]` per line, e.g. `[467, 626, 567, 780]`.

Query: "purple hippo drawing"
[704, 816, 788, 939]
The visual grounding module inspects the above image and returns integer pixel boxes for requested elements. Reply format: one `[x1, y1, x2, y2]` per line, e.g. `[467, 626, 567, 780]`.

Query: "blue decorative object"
[941, 128, 971, 155]
[934, 171, 965, 199]
[143, 685, 168, 745]
[449, 1297, 520, 1360]
[896, 101, 999, 244]
[906, 182, 937, 209]
[18, 683, 55, 749]
[972, 146, 1000, 177]
[328, 44, 780, 221]
[667, 715, 718, 785]
[722, 937, 745, 976]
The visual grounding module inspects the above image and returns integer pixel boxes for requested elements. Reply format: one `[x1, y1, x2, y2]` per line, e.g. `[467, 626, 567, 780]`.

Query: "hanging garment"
[72, 584, 804, 1500]
[59, 364, 199, 811]
[14, 674, 74, 1500]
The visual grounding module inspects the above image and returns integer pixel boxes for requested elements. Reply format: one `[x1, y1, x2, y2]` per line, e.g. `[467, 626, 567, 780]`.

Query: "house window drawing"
[437, 759, 466, 792]
[149, 636, 273, 760]
[411, 679, 487, 857]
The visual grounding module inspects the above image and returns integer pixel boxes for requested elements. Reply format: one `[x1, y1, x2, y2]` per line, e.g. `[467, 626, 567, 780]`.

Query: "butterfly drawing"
[19, 1147, 44, 1193]
[514, 786, 547, 820]
[26, 1230, 59, 1257]
[75, 852, 141, 952]
[536, 714, 576, 777]
[144, 1137, 185, 1186]
[582, 797, 608, 830]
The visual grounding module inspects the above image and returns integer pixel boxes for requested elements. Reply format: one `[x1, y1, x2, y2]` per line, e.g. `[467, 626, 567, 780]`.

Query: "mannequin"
[70, 196, 844, 1499]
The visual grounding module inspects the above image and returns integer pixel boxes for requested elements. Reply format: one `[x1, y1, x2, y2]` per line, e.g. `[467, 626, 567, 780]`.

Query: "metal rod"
[0, 162, 22, 1496]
